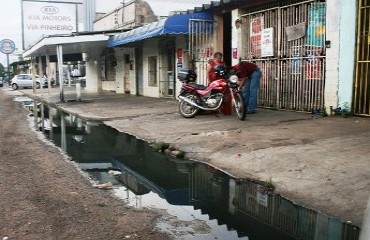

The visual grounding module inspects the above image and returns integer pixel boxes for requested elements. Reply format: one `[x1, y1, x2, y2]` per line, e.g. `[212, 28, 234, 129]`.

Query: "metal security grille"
[189, 19, 214, 85]
[354, 0, 370, 116]
[235, 180, 361, 239]
[189, 164, 213, 202]
[241, 0, 326, 112]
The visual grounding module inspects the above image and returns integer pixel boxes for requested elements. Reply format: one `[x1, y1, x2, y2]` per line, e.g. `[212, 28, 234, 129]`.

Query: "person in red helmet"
[207, 52, 226, 85]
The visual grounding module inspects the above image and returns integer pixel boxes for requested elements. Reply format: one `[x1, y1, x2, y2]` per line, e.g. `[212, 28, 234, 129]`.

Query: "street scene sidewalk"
[9, 86, 370, 228]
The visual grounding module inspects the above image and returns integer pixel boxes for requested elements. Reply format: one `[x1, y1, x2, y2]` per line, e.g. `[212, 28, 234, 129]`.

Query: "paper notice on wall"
[261, 28, 274, 57]
[285, 22, 306, 41]
[257, 186, 268, 207]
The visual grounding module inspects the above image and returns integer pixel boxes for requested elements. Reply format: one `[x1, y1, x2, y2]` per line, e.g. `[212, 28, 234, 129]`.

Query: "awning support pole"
[56, 44, 64, 102]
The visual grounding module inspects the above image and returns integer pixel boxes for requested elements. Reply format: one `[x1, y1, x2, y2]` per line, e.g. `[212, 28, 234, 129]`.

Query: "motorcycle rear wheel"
[233, 92, 246, 120]
[179, 93, 200, 118]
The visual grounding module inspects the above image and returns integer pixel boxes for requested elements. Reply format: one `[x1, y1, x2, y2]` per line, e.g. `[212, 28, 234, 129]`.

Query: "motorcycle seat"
[188, 83, 207, 90]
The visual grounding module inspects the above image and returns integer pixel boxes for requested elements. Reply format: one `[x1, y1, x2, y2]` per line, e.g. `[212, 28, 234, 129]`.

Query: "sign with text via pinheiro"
[22, 1, 77, 49]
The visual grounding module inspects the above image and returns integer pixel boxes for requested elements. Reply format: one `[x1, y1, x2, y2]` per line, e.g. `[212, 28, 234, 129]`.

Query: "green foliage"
[342, 102, 350, 112]
[341, 102, 351, 118]
[153, 141, 170, 152]
[260, 178, 275, 192]
[0, 63, 4, 77]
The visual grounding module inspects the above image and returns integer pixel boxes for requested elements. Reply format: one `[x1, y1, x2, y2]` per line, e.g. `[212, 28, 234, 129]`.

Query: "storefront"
[108, 12, 214, 97]
[238, 0, 326, 112]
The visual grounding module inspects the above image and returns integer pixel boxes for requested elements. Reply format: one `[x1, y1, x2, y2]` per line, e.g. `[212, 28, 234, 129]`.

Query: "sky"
[0, 0, 210, 67]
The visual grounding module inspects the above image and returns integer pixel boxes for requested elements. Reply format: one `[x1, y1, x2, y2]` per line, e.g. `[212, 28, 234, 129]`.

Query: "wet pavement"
[4, 86, 370, 228]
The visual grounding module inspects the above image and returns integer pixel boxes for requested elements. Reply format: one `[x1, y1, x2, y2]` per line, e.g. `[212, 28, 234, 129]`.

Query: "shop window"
[148, 56, 157, 86]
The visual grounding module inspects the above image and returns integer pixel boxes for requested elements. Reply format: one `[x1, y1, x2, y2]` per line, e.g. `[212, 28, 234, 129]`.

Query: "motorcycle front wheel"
[233, 92, 246, 120]
[179, 93, 200, 118]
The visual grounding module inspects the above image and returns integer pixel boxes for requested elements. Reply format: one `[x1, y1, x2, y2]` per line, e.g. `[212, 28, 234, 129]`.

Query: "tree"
[0, 63, 4, 78]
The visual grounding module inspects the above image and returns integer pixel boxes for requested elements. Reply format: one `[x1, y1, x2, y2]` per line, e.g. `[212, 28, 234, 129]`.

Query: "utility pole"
[121, 1, 125, 26]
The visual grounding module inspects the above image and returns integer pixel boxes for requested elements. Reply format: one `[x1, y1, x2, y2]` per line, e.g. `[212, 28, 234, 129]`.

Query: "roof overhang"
[22, 33, 110, 58]
[108, 12, 213, 48]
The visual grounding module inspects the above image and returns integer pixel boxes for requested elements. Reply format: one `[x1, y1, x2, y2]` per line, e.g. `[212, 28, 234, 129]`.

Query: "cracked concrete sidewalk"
[8, 86, 370, 227]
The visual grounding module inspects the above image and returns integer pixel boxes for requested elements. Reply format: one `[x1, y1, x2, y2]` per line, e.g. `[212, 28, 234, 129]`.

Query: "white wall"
[324, 0, 341, 113]
[94, 1, 150, 31]
[337, 0, 356, 110]
[325, 0, 356, 113]
[231, 10, 240, 66]
[101, 81, 115, 91]
[94, 11, 117, 31]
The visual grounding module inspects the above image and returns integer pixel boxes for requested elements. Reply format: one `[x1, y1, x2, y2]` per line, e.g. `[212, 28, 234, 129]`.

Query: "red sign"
[177, 48, 183, 58]
[232, 48, 238, 59]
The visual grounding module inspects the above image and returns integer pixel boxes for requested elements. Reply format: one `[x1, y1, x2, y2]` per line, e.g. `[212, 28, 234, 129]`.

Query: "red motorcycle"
[177, 65, 246, 120]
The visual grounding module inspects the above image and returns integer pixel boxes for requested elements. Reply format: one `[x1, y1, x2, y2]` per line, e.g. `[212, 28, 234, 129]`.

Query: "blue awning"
[108, 12, 213, 47]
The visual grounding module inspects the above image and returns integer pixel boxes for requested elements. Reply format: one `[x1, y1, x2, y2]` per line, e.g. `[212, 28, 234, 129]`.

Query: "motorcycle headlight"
[229, 75, 239, 84]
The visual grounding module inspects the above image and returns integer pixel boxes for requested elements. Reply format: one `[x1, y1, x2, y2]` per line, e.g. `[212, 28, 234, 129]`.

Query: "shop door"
[354, 0, 370, 116]
[135, 48, 143, 96]
[241, 0, 326, 112]
[159, 39, 175, 98]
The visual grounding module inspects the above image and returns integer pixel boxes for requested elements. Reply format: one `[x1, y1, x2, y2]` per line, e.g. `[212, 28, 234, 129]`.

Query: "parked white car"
[9, 74, 53, 90]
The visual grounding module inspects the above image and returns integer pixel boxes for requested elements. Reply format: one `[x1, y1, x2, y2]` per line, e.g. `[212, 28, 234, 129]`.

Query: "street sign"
[0, 39, 16, 54]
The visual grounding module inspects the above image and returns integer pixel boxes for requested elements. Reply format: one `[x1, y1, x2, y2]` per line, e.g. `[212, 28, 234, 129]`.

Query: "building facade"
[22, 0, 369, 117]
[107, 12, 214, 97]
[213, 0, 363, 116]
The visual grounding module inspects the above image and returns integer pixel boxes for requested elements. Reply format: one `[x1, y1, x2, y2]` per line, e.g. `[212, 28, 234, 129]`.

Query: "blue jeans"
[242, 68, 262, 112]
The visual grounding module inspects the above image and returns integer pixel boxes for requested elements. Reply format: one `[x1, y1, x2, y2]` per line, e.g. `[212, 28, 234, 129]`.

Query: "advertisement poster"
[305, 49, 322, 79]
[22, 1, 77, 49]
[305, 58, 322, 80]
[250, 16, 264, 57]
[306, 3, 326, 47]
[261, 28, 273, 57]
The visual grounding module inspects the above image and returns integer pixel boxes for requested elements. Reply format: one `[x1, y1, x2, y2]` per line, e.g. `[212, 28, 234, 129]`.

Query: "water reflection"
[27, 102, 360, 240]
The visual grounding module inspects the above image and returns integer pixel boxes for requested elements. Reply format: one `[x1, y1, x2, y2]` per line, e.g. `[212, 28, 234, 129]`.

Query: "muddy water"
[29, 102, 360, 240]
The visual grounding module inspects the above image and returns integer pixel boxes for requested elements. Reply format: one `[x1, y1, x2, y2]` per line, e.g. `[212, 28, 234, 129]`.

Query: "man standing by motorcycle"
[207, 52, 226, 85]
[232, 61, 262, 114]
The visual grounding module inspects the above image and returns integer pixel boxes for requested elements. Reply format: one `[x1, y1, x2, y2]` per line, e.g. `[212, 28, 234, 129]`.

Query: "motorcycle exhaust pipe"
[178, 95, 223, 111]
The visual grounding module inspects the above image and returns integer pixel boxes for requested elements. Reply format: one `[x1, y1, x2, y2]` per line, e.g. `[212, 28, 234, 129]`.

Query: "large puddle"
[19, 98, 360, 240]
